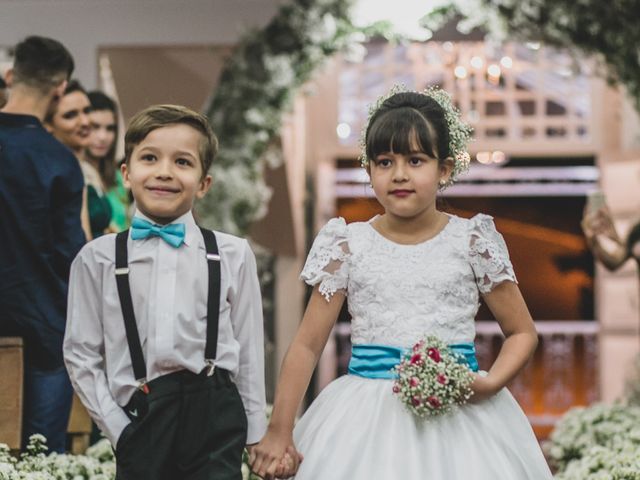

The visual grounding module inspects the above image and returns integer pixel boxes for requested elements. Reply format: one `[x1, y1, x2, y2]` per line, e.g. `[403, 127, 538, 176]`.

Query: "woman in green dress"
[86, 91, 129, 232]
[45, 80, 112, 240]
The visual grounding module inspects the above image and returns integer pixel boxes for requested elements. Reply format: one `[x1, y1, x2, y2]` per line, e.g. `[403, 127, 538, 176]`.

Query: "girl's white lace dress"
[292, 214, 553, 479]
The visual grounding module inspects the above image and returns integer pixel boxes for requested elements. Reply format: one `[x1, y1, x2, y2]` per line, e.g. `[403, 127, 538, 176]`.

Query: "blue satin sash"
[348, 342, 479, 380]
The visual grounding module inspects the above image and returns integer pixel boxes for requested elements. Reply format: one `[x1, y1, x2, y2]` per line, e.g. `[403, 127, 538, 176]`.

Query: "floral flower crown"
[359, 84, 474, 187]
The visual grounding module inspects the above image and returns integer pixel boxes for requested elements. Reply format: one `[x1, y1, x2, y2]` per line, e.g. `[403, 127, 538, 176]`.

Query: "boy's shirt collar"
[132, 210, 197, 247]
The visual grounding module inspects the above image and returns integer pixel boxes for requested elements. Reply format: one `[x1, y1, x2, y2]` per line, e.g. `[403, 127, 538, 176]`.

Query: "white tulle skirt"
[292, 374, 553, 479]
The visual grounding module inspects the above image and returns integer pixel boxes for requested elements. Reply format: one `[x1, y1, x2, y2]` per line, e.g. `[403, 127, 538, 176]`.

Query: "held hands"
[249, 427, 303, 479]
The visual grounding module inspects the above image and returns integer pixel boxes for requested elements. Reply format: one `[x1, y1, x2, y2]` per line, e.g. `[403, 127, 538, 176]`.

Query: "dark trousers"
[115, 368, 247, 480]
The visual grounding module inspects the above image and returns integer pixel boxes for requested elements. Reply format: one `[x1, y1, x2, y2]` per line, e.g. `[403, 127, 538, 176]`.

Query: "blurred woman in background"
[45, 80, 111, 240]
[87, 91, 129, 231]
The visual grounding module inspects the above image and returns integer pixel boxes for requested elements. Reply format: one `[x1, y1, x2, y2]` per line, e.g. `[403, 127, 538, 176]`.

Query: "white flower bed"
[0, 435, 259, 480]
[545, 403, 640, 479]
[0, 435, 115, 480]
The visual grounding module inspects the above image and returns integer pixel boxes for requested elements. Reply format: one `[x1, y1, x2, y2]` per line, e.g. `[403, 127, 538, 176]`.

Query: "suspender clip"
[204, 359, 216, 377]
[138, 380, 150, 394]
[206, 253, 221, 262]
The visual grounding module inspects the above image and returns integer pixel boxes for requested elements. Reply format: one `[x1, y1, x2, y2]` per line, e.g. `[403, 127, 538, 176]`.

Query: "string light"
[491, 151, 506, 164]
[454, 66, 468, 79]
[336, 123, 351, 139]
[476, 151, 507, 165]
[487, 64, 501, 77]
[500, 56, 513, 69]
[476, 152, 491, 164]
[470, 56, 484, 69]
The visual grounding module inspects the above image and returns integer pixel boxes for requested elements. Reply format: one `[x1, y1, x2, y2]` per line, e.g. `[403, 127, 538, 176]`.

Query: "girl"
[87, 91, 131, 232]
[250, 86, 553, 479]
[46, 81, 112, 240]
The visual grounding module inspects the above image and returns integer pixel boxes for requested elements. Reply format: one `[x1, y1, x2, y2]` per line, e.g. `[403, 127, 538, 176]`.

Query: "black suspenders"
[114, 227, 221, 393]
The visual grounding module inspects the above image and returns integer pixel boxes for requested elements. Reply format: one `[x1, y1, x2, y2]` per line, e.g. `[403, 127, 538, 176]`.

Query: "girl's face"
[88, 109, 117, 159]
[48, 91, 92, 153]
[369, 137, 452, 220]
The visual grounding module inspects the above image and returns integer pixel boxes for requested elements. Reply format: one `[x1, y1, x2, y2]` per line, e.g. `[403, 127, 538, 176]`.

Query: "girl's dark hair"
[88, 91, 119, 189]
[365, 92, 450, 164]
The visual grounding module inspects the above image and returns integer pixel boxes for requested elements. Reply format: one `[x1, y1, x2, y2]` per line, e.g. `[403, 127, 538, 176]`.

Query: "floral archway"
[197, 0, 356, 235]
[197, 0, 640, 235]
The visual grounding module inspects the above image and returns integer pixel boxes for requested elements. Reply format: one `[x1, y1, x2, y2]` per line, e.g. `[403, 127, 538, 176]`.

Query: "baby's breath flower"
[546, 403, 640, 479]
[393, 335, 474, 417]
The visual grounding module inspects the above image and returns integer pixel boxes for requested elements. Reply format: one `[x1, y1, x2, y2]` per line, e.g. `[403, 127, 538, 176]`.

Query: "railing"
[331, 320, 600, 438]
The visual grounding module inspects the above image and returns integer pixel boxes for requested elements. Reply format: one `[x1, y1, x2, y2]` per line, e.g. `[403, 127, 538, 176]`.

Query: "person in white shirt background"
[64, 104, 267, 480]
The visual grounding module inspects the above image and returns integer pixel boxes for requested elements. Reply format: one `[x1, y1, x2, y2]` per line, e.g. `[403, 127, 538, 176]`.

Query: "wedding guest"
[64, 105, 267, 479]
[0, 35, 84, 453]
[87, 91, 130, 231]
[45, 81, 112, 239]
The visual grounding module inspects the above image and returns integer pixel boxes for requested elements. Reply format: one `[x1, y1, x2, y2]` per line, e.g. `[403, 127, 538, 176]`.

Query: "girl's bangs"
[366, 107, 438, 160]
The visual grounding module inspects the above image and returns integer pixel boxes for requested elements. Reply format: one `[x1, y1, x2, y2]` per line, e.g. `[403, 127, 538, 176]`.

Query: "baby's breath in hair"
[359, 85, 473, 187]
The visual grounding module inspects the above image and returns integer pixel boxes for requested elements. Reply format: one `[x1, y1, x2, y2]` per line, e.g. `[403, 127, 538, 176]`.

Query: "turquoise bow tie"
[130, 217, 186, 248]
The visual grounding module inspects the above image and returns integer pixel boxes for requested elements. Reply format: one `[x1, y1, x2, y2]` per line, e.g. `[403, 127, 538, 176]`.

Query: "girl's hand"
[469, 373, 499, 403]
[249, 428, 303, 479]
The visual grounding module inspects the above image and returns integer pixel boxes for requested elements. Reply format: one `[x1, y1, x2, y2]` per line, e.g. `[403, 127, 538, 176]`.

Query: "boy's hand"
[249, 428, 303, 479]
[469, 373, 499, 403]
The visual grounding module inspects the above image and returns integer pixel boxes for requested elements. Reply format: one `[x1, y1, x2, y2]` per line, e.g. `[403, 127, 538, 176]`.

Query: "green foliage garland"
[199, 0, 356, 235]
[424, 0, 640, 112]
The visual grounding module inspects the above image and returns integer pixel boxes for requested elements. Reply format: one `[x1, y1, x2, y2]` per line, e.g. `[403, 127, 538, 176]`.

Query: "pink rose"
[392, 383, 401, 394]
[413, 340, 424, 352]
[427, 396, 441, 408]
[427, 348, 441, 363]
[410, 353, 423, 365]
[409, 377, 420, 387]
[411, 396, 422, 407]
[437, 374, 447, 385]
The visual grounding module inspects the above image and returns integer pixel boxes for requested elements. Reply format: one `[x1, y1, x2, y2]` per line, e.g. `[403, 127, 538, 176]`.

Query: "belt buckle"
[138, 379, 149, 394]
[204, 360, 216, 377]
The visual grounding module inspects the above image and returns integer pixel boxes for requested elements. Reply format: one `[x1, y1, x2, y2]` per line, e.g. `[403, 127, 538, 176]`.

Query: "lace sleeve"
[300, 217, 350, 301]
[468, 214, 517, 294]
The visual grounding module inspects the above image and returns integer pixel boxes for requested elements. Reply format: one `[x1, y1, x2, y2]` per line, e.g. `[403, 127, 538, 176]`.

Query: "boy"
[64, 105, 267, 479]
[0, 35, 83, 452]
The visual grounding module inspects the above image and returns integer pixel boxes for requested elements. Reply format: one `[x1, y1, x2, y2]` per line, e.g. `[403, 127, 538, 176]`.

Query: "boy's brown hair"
[124, 105, 218, 177]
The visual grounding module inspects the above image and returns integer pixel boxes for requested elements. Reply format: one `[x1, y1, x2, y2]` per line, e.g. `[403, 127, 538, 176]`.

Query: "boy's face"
[122, 124, 212, 225]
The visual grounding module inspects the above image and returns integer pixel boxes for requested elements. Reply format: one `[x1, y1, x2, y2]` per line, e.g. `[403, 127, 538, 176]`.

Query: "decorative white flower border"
[198, 0, 357, 235]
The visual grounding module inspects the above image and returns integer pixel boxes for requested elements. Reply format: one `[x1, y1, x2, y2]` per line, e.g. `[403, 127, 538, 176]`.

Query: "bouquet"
[392, 336, 474, 417]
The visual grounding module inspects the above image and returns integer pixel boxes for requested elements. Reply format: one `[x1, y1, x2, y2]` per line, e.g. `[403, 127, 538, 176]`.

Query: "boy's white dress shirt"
[64, 211, 267, 446]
